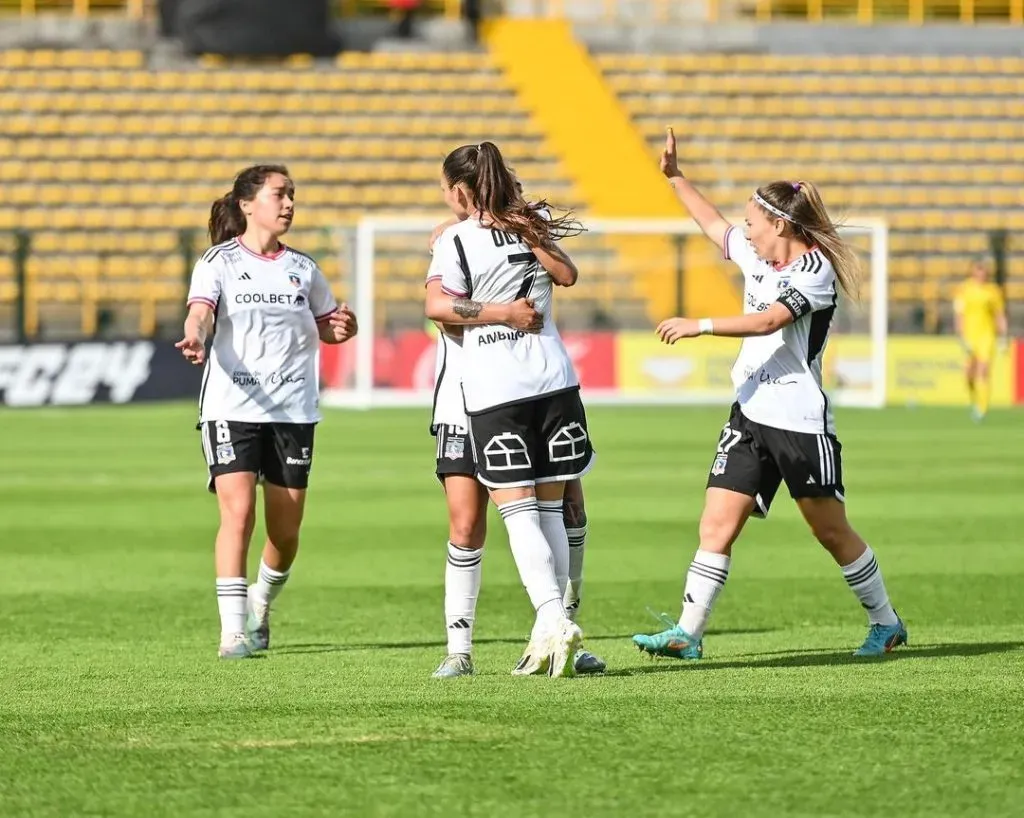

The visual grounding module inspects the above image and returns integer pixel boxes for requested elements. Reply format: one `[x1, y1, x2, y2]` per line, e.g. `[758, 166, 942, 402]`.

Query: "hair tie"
[753, 191, 795, 223]
[792, 182, 802, 192]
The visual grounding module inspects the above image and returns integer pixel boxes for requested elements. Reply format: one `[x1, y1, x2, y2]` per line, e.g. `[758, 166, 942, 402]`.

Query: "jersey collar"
[234, 237, 287, 261]
[772, 245, 819, 272]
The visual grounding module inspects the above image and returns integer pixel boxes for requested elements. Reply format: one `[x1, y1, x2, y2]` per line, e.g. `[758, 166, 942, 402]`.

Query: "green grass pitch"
[1, 403, 1022, 817]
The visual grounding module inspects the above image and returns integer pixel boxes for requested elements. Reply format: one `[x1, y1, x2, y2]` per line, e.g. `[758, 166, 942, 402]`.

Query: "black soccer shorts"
[200, 420, 316, 492]
[468, 388, 596, 489]
[434, 424, 476, 480]
[706, 402, 844, 518]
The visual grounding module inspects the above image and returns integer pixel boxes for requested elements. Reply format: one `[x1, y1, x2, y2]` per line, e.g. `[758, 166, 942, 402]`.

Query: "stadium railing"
[0, 0, 463, 17]
[0, 0, 146, 15]
[516, 0, 1023, 23]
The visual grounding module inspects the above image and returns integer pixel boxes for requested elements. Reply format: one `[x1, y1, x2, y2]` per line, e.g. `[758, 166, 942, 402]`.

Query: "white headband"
[753, 191, 795, 223]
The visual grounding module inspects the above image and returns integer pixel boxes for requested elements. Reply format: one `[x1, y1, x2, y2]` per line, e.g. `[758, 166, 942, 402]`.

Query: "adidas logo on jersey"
[806, 475, 816, 485]
[237, 272, 252, 280]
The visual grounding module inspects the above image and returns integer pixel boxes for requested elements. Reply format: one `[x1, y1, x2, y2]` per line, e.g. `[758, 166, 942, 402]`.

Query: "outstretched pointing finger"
[665, 126, 676, 155]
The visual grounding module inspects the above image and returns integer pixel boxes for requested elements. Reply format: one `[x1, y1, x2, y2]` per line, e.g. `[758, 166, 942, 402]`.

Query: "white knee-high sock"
[537, 499, 569, 598]
[444, 541, 483, 655]
[216, 577, 247, 642]
[678, 550, 730, 639]
[498, 499, 563, 625]
[841, 546, 899, 627]
[563, 520, 587, 620]
[250, 560, 290, 609]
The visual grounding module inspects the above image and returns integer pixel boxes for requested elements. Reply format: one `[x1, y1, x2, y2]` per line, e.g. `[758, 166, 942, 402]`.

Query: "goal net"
[320, 216, 888, 410]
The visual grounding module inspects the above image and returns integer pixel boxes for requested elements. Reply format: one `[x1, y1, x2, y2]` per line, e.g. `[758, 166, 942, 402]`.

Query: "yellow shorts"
[964, 335, 996, 364]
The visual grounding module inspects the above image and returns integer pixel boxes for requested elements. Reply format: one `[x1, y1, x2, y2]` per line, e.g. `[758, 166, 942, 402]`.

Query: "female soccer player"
[425, 142, 595, 677]
[633, 128, 907, 659]
[426, 199, 604, 679]
[954, 259, 1008, 421]
[176, 164, 357, 659]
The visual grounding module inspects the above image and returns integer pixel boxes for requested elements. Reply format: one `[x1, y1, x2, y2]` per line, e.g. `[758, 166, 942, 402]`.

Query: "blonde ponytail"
[755, 180, 860, 300]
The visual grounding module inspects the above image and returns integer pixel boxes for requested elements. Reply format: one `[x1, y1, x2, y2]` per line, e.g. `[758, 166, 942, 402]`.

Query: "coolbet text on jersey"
[186, 238, 338, 424]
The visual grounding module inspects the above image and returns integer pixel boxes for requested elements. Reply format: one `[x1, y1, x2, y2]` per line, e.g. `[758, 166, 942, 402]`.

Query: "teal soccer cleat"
[853, 618, 908, 656]
[632, 612, 703, 660]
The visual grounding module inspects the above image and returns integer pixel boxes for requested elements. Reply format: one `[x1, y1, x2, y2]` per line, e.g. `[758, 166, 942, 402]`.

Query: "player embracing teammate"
[425, 142, 597, 677]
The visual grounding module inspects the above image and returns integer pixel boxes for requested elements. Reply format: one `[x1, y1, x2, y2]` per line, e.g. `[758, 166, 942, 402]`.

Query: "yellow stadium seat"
[5, 51, 1020, 330]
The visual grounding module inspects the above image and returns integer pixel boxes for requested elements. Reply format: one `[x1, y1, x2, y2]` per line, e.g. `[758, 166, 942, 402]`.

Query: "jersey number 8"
[215, 420, 232, 444]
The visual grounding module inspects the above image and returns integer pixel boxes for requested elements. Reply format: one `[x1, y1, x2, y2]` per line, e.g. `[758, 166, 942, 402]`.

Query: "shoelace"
[645, 607, 679, 632]
[867, 623, 890, 642]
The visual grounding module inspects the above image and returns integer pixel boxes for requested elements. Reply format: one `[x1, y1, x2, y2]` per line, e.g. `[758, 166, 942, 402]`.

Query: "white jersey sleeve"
[432, 231, 471, 297]
[723, 224, 759, 273]
[777, 260, 835, 320]
[308, 264, 339, 323]
[186, 259, 223, 311]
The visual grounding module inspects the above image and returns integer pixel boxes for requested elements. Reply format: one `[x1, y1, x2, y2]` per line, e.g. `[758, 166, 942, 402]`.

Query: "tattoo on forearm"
[452, 298, 483, 319]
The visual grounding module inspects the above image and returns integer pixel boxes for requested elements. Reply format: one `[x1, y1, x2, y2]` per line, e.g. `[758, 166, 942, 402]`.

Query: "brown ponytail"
[208, 191, 245, 245]
[207, 164, 291, 245]
[442, 142, 582, 247]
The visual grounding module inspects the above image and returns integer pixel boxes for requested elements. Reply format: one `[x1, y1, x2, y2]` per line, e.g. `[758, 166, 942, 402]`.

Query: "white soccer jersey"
[425, 239, 470, 433]
[428, 216, 578, 415]
[429, 330, 470, 432]
[723, 225, 839, 435]
[186, 238, 338, 424]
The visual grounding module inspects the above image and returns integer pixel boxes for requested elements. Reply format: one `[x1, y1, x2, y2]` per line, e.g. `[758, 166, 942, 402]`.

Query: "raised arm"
[424, 279, 542, 331]
[661, 126, 731, 252]
[655, 271, 831, 344]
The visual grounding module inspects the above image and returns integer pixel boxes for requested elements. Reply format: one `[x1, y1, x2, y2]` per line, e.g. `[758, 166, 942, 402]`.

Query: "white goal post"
[321, 216, 889, 410]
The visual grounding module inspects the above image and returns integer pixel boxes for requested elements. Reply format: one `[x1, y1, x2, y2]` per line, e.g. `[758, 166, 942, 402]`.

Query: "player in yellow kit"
[953, 260, 1008, 421]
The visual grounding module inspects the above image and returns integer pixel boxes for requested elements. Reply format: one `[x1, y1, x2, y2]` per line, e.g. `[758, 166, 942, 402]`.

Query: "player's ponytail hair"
[755, 180, 860, 300]
[208, 163, 291, 245]
[442, 142, 583, 247]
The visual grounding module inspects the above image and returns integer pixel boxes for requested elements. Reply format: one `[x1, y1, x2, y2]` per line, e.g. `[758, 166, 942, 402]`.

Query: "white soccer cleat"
[218, 632, 255, 660]
[547, 619, 584, 678]
[246, 590, 271, 651]
[432, 653, 475, 679]
[511, 639, 551, 676]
